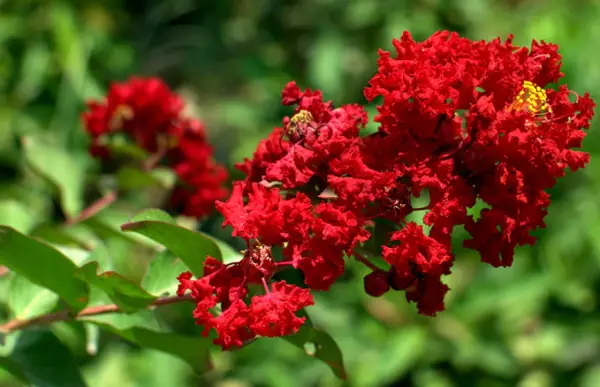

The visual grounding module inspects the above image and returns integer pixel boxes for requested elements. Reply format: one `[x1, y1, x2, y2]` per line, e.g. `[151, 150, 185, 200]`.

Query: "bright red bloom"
[179, 30, 594, 343]
[249, 281, 314, 337]
[237, 81, 367, 189]
[176, 245, 314, 349]
[383, 223, 453, 315]
[82, 77, 228, 218]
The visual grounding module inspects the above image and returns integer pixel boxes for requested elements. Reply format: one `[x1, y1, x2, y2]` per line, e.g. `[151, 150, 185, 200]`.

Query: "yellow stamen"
[286, 109, 314, 138]
[157, 134, 179, 149]
[290, 110, 313, 126]
[109, 105, 134, 131]
[510, 81, 550, 115]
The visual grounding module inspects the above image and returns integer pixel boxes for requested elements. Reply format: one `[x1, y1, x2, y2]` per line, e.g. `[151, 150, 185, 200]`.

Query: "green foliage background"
[1, 0, 600, 386]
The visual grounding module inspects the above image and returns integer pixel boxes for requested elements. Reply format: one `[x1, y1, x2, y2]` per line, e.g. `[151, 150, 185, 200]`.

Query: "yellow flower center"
[510, 81, 550, 115]
[290, 110, 313, 126]
[109, 104, 134, 131]
[157, 134, 179, 149]
[285, 110, 314, 139]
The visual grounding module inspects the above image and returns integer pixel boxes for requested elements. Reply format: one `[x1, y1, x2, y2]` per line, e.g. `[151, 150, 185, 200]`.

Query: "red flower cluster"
[83, 77, 228, 218]
[177, 243, 313, 349]
[178, 31, 594, 347]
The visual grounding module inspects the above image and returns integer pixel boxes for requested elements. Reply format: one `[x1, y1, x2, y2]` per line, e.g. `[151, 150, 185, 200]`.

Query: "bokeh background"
[1, 0, 600, 386]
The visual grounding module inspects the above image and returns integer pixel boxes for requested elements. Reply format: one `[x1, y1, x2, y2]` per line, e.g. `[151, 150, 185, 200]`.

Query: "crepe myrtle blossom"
[177, 30, 593, 348]
[83, 77, 228, 218]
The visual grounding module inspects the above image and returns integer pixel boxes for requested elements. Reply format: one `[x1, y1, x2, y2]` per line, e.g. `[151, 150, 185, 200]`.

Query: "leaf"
[22, 137, 86, 218]
[0, 200, 36, 233]
[8, 276, 59, 320]
[116, 167, 176, 191]
[76, 262, 156, 313]
[30, 223, 92, 250]
[9, 329, 87, 387]
[0, 356, 27, 383]
[105, 138, 149, 161]
[121, 209, 221, 275]
[142, 250, 189, 297]
[84, 209, 161, 247]
[212, 238, 243, 265]
[0, 226, 89, 312]
[130, 208, 176, 224]
[82, 311, 211, 373]
[282, 324, 347, 380]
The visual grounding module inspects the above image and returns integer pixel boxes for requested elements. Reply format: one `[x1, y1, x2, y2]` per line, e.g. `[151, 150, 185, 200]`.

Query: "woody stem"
[0, 294, 194, 335]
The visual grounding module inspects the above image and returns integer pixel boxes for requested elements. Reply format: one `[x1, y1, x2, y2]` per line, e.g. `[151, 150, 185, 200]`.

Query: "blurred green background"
[1, 0, 600, 386]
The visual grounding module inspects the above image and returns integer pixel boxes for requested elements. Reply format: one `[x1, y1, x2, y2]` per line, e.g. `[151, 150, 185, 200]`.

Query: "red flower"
[382, 223, 453, 315]
[83, 77, 228, 218]
[178, 30, 594, 341]
[249, 281, 314, 337]
[176, 246, 314, 349]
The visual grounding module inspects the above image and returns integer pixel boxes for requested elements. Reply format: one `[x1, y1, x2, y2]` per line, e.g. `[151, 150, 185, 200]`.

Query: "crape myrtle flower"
[82, 77, 228, 218]
[178, 30, 594, 348]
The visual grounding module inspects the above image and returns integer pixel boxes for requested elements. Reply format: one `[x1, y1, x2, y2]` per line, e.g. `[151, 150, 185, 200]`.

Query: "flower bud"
[364, 270, 390, 297]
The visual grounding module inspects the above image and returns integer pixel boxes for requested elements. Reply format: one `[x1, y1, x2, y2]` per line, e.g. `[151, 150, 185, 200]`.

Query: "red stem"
[65, 191, 118, 226]
[354, 252, 384, 272]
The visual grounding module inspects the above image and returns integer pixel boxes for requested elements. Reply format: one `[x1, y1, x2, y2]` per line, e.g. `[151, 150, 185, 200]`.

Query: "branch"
[0, 294, 194, 334]
[65, 190, 118, 226]
[353, 252, 385, 272]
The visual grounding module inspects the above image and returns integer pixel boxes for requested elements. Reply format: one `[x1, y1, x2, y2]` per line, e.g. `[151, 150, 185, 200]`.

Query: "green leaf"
[0, 226, 89, 312]
[121, 209, 221, 275]
[105, 138, 149, 161]
[84, 209, 161, 247]
[142, 250, 189, 297]
[9, 329, 87, 387]
[0, 200, 36, 234]
[82, 312, 211, 373]
[0, 356, 27, 383]
[130, 208, 176, 224]
[76, 262, 156, 313]
[212, 238, 243, 264]
[116, 167, 176, 191]
[30, 223, 92, 250]
[22, 137, 86, 218]
[282, 324, 347, 380]
[8, 276, 59, 319]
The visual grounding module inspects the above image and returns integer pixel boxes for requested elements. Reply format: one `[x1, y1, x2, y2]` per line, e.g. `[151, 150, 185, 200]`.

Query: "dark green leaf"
[282, 324, 347, 380]
[0, 226, 89, 312]
[82, 311, 211, 373]
[76, 262, 156, 313]
[121, 210, 221, 275]
[0, 356, 27, 383]
[22, 137, 85, 218]
[9, 329, 87, 387]
[142, 250, 189, 297]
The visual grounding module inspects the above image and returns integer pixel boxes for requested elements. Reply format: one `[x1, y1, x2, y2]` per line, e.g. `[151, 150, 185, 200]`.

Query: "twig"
[65, 191, 118, 226]
[0, 294, 193, 334]
[353, 252, 384, 272]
